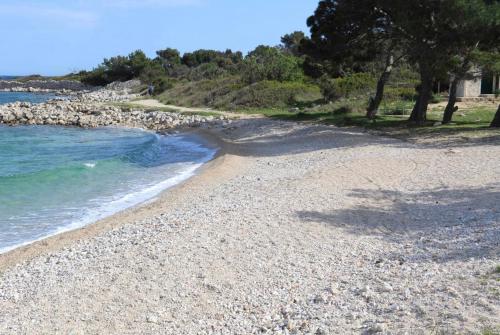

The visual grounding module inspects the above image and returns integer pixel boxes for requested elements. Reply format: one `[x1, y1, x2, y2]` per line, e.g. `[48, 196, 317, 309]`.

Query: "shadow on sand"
[220, 119, 500, 158]
[297, 184, 500, 263]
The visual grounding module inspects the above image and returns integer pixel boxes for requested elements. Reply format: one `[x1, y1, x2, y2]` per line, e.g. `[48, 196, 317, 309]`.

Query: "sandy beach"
[0, 118, 499, 334]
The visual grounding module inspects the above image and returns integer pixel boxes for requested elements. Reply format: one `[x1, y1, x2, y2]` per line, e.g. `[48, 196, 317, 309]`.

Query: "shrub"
[181, 49, 243, 68]
[320, 73, 376, 101]
[430, 93, 444, 104]
[241, 46, 304, 84]
[188, 63, 228, 81]
[151, 76, 173, 94]
[332, 106, 352, 115]
[82, 50, 163, 86]
[158, 78, 321, 109]
[384, 86, 417, 101]
[230, 80, 320, 108]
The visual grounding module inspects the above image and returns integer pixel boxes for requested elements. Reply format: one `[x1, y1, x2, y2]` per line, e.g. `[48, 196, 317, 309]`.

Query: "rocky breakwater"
[0, 80, 88, 93]
[0, 100, 228, 130]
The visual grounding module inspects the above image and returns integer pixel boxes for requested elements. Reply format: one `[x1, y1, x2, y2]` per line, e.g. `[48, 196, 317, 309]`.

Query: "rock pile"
[0, 80, 228, 130]
[0, 100, 226, 130]
[73, 87, 138, 103]
[0, 80, 88, 92]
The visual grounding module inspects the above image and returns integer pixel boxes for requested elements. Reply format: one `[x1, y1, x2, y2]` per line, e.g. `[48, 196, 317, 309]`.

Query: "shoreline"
[1, 115, 498, 333]
[0, 126, 227, 272]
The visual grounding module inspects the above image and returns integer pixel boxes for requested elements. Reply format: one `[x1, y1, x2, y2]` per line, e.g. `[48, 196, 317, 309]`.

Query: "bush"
[157, 78, 321, 109]
[188, 63, 228, 81]
[230, 81, 320, 108]
[82, 50, 162, 86]
[384, 86, 417, 101]
[151, 76, 173, 95]
[241, 46, 304, 84]
[430, 93, 444, 104]
[320, 73, 376, 101]
[332, 106, 352, 115]
[181, 49, 243, 68]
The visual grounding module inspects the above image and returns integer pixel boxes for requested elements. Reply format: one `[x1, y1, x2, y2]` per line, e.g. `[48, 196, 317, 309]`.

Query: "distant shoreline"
[0, 78, 88, 93]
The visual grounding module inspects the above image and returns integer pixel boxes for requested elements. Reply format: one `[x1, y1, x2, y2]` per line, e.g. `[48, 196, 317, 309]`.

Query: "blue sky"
[0, 0, 318, 76]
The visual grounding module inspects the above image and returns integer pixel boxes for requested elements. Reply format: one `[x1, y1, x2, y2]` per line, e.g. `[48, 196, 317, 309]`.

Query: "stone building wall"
[457, 77, 482, 98]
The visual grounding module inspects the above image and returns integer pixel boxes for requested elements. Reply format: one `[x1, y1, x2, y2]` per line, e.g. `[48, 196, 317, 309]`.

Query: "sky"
[0, 0, 318, 76]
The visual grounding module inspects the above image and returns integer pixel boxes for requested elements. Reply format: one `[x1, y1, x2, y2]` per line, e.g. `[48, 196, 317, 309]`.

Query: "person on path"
[147, 84, 154, 96]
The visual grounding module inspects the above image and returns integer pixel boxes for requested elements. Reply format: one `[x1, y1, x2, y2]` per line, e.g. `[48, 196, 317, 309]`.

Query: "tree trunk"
[409, 67, 433, 124]
[442, 77, 459, 124]
[367, 54, 394, 119]
[491, 104, 500, 127]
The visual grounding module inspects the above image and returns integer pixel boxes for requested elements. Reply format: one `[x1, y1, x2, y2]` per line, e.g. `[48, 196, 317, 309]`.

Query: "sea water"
[0, 91, 60, 104]
[0, 125, 216, 253]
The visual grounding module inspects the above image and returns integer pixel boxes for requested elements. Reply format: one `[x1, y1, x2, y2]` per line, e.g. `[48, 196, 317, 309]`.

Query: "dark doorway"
[481, 74, 493, 94]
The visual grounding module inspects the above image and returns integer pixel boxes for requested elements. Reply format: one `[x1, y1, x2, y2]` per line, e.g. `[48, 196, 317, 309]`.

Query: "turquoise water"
[0, 92, 60, 104]
[0, 125, 215, 253]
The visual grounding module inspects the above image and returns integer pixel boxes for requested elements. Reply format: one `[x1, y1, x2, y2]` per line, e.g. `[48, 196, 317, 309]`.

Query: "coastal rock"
[0, 94, 227, 130]
[0, 79, 88, 92]
[0, 80, 227, 129]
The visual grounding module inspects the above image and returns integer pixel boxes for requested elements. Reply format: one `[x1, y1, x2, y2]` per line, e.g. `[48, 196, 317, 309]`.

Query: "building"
[457, 72, 499, 100]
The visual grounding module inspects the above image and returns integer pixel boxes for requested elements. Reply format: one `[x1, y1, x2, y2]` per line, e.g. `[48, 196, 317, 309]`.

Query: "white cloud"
[0, 3, 98, 27]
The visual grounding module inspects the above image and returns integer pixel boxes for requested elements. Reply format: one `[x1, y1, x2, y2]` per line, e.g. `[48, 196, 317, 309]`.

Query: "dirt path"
[132, 99, 250, 119]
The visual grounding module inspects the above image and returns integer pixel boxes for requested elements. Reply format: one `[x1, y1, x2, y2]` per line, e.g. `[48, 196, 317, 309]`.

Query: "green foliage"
[241, 46, 304, 84]
[388, 65, 420, 86]
[157, 77, 321, 109]
[231, 80, 321, 108]
[304, 0, 393, 78]
[187, 62, 229, 81]
[481, 327, 500, 335]
[81, 67, 109, 86]
[384, 87, 417, 101]
[82, 50, 160, 86]
[281, 31, 306, 56]
[156, 48, 181, 68]
[181, 49, 243, 68]
[319, 73, 376, 101]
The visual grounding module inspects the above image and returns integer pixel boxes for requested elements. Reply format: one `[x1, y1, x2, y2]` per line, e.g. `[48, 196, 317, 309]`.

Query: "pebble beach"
[0, 117, 498, 334]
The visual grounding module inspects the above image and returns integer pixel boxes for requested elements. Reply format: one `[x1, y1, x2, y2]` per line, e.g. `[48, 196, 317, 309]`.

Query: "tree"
[156, 48, 181, 68]
[128, 50, 150, 78]
[442, 60, 474, 125]
[281, 31, 306, 56]
[492, 105, 500, 127]
[242, 46, 304, 84]
[474, 50, 500, 127]
[374, 0, 500, 124]
[304, 0, 403, 118]
[82, 49, 159, 86]
[440, 0, 500, 124]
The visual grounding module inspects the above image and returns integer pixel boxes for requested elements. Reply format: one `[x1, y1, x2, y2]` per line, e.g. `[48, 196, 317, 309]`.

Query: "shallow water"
[0, 125, 215, 253]
[0, 91, 60, 105]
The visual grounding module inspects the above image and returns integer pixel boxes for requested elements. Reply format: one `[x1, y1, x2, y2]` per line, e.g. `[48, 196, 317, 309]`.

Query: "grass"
[114, 83, 499, 143]
[482, 327, 500, 335]
[236, 99, 500, 142]
[156, 77, 322, 110]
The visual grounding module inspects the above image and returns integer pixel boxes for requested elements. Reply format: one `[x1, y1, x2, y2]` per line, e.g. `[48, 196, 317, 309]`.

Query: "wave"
[0, 153, 214, 255]
[0, 128, 217, 254]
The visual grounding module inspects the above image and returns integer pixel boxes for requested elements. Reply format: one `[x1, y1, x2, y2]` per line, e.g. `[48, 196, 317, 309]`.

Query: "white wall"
[457, 77, 482, 97]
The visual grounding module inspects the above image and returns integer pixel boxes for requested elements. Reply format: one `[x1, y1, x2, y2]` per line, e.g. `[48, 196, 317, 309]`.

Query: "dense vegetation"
[76, 0, 500, 128]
